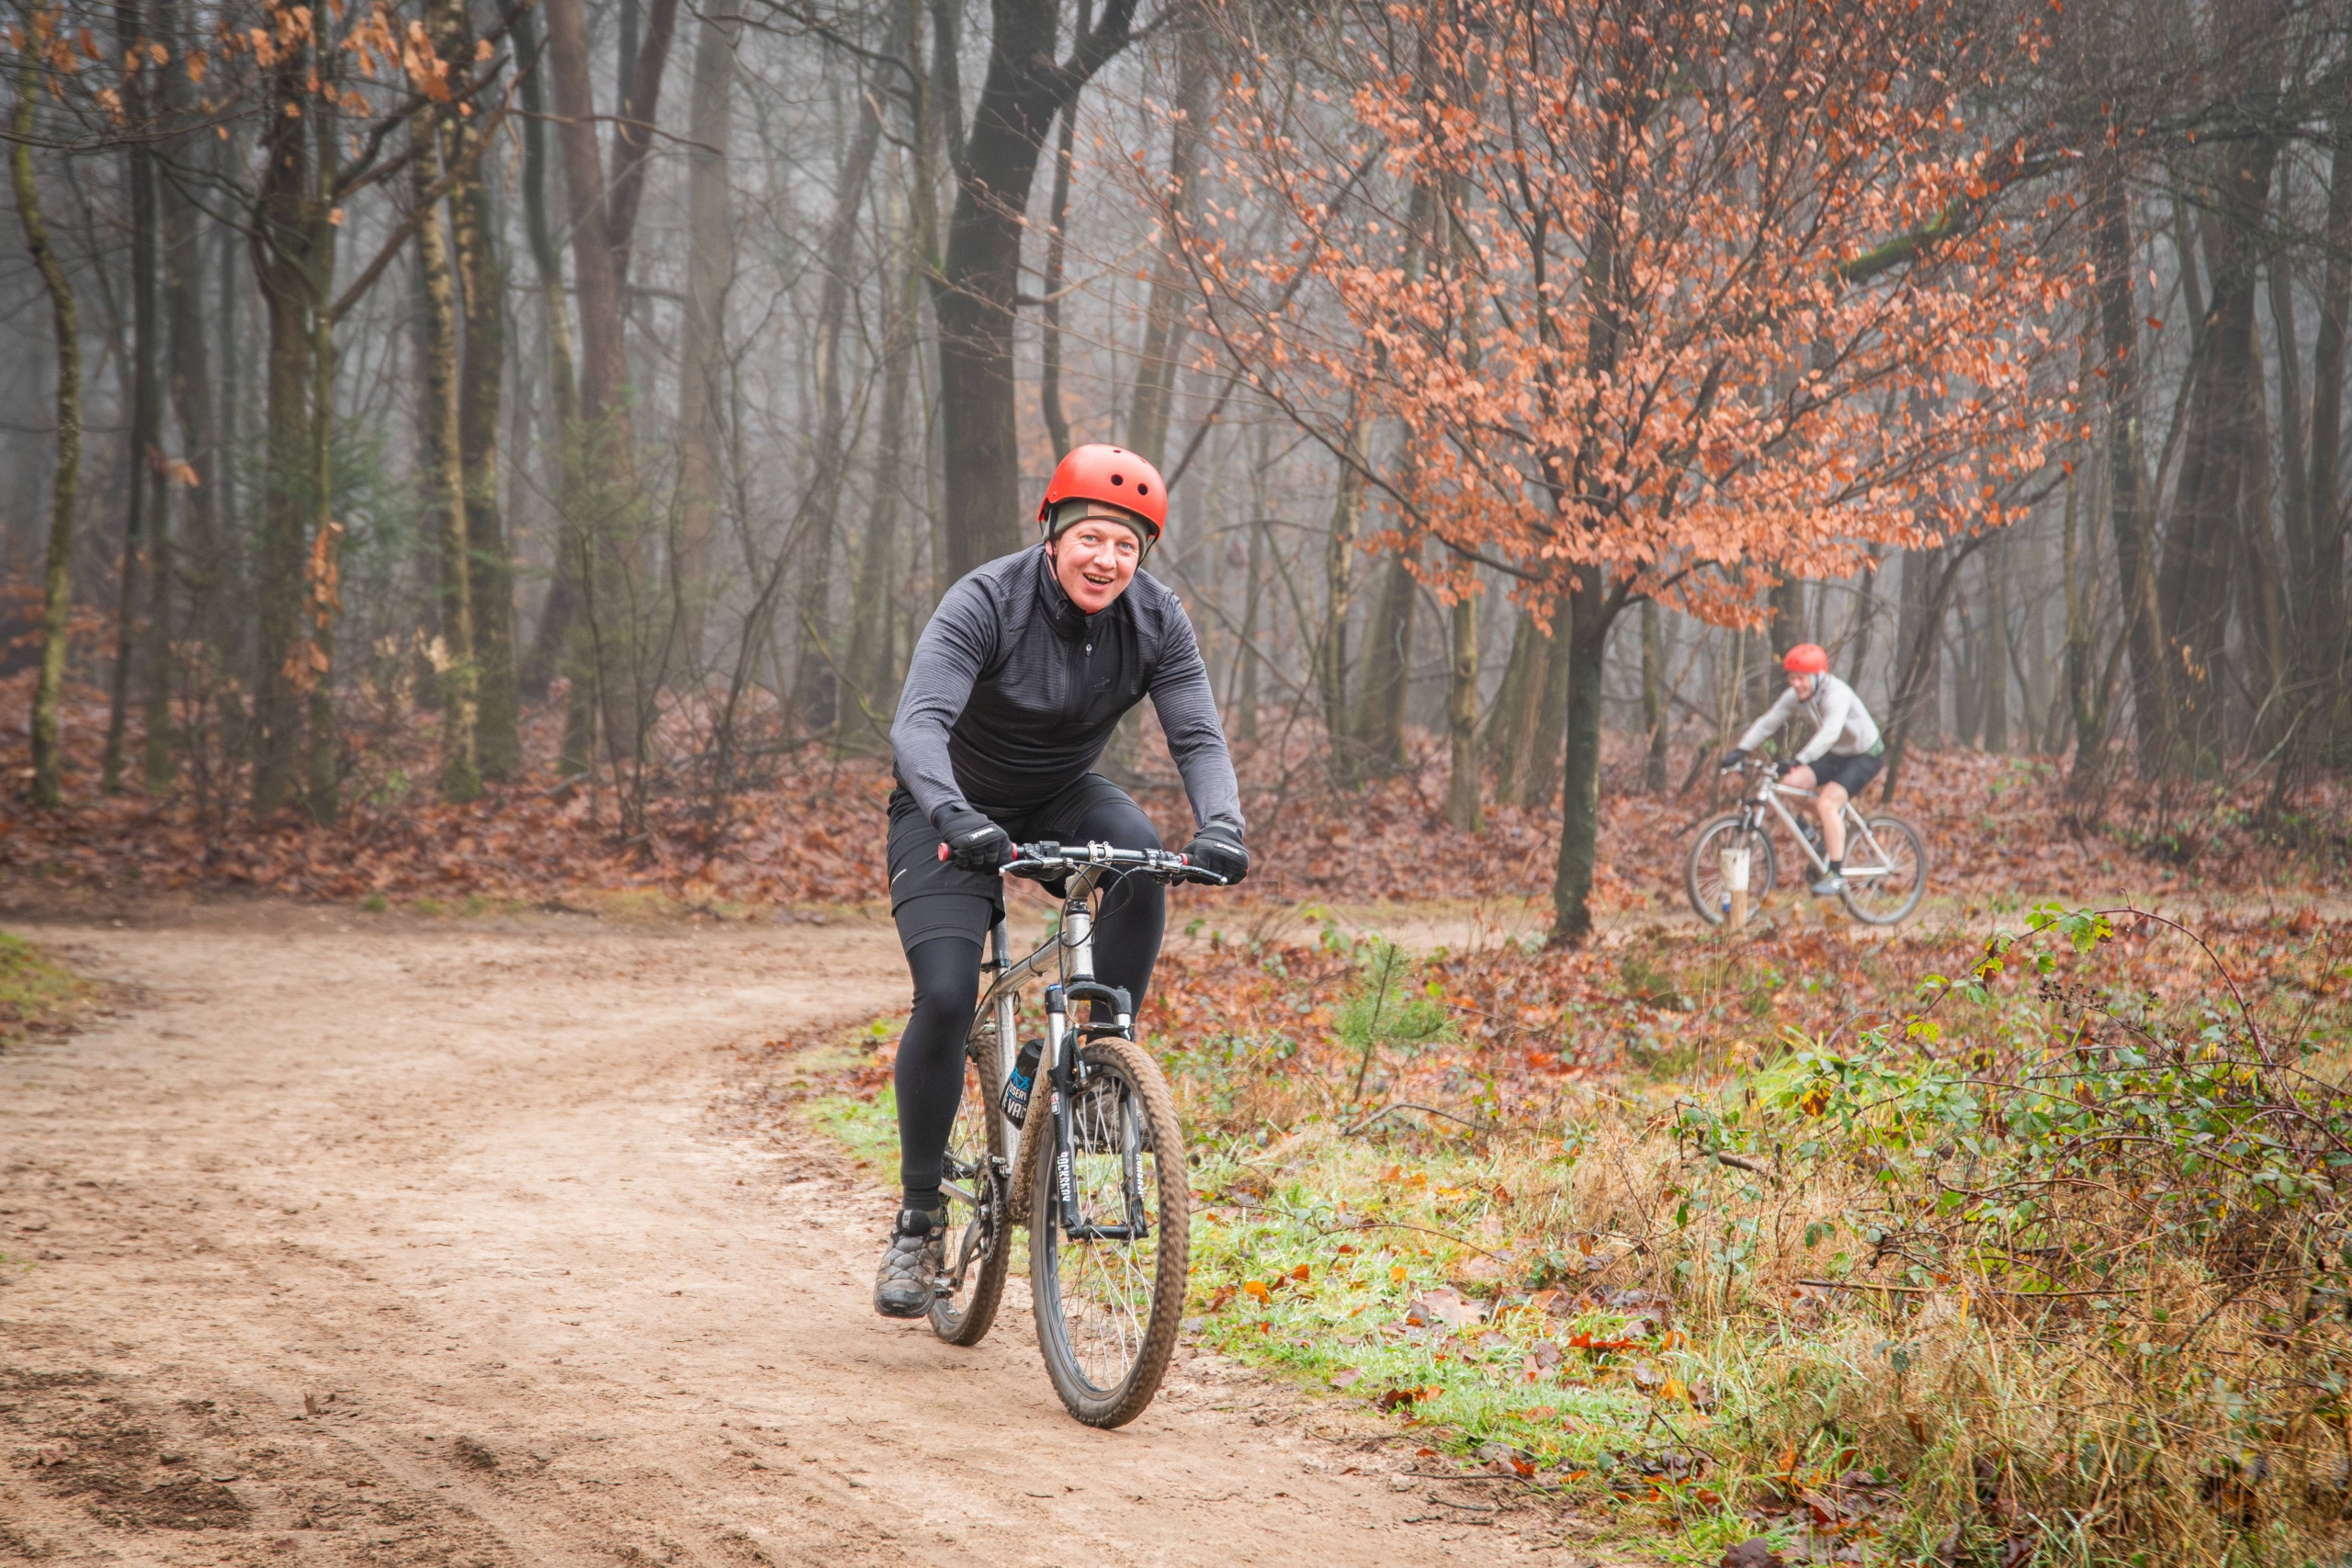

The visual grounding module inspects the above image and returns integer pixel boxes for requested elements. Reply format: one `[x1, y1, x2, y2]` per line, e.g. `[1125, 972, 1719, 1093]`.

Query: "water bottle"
[1001, 1038, 1044, 1127]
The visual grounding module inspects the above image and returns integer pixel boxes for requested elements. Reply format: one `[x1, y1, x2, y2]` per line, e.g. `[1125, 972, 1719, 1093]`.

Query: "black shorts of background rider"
[884, 772, 1159, 951]
[1807, 750, 1884, 798]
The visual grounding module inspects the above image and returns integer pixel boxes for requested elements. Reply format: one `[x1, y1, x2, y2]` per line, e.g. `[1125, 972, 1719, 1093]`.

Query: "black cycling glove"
[936, 806, 1012, 874]
[1719, 748, 1749, 770]
[1774, 759, 1800, 778]
[1181, 824, 1250, 886]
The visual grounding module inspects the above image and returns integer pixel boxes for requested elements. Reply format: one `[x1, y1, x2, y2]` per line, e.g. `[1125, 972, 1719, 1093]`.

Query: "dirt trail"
[0, 908, 1616, 1565]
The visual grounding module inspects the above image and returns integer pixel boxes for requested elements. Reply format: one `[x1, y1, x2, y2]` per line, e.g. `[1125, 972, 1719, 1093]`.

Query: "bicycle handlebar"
[934, 839, 1230, 886]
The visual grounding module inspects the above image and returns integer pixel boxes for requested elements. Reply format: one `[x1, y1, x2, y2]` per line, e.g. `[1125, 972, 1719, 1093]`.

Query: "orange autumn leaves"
[1182, 0, 2080, 621]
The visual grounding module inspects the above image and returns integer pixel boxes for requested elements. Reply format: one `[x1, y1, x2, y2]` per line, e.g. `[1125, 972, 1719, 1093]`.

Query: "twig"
[1344, 1101, 1498, 1137]
[1794, 1277, 2126, 1301]
[1311, 1217, 1516, 1263]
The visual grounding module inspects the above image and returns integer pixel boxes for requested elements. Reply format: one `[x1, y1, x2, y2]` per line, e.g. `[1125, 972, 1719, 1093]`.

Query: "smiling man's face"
[1050, 514, 1144, 614]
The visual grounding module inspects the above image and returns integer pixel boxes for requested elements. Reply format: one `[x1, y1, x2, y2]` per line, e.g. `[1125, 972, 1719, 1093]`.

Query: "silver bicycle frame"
[967, 854, 1132, 1163]
[1756, 778, 1896, 880]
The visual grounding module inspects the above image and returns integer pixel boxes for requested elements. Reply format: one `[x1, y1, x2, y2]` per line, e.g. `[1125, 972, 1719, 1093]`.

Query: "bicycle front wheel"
[1686, 815, 1778, 926]
[1840, 814, 1928, 925]
[930, 1020, 1011, 1346]
[1030, 1039, 1189, 1428]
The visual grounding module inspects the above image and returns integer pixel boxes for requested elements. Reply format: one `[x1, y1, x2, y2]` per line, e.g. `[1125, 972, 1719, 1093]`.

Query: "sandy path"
[0, 908, 1616, 1565]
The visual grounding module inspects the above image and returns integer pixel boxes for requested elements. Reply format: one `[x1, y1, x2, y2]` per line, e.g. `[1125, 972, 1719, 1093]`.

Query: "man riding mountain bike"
[874, 444, 1249, 1319]
[1720, 643, 1883, 897]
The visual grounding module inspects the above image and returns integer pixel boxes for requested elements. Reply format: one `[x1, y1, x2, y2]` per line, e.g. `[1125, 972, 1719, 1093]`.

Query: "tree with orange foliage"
[1179, 0, 2079, 940]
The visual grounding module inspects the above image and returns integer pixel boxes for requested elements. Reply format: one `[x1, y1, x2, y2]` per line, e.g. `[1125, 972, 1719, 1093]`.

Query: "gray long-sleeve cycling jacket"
[889, 545, 1245, 838]
[1736, 672, 1882, 764]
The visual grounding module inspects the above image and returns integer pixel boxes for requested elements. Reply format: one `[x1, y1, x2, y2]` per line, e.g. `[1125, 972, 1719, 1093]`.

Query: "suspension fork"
[1044, 982, 1077, 1235]
[989, 918, 1018, 1158]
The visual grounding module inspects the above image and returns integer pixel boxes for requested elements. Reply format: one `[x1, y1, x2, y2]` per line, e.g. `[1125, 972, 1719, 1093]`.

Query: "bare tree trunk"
[1484, 609, 1535, 798]
[515, 0, 584, 709]
[541, 0, 679, 778]
[1443, 589, 1479, 831]
[14, 53, 79, 809]
[106, 8, 162, 796]
[2156, 128, 2280, 769]
[301, 195, 341, 822]
[2237, 299, 2287, 747]
[416, 132, 481, 801]
[1982, 534, 2009, 752]
[434, 0, 515, 779]
[160, 85, 220, 788]
[1126, 17, 1211, 465]
[1319, 406, 1366, 776]
[1236, 513, 1265, 743]
[846, 173, 919, 728]
[2309, 107, 2352, 741]
[1640, 597, 1667, 791]
[933, 0, 1141, 581]
[1035, 6, 1086, 461]
[250, 45, 322, 816]
[794, 25, 898, 732]
[1548, 578, 1608, 943]
[1521, 613, 1571, 810]
[2090, 156, 2169, 770]
[1355, 543, 1418, 773]
[1768, 576, 1804, 660]
[673, 0, 741, 673]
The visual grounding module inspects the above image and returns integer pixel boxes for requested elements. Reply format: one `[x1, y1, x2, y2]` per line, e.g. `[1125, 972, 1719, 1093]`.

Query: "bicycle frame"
[1747, 774, 1900, 881]
[947, 855, 1140, 1250]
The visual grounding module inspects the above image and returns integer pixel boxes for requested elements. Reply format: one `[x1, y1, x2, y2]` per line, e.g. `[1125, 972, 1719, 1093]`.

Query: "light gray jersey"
[1736, 672, 1881, 763]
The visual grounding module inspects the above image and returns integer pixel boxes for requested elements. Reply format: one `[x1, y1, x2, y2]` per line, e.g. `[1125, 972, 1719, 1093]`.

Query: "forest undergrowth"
[769, 906, 2352, 1567]
[3, 673, 2346, 919]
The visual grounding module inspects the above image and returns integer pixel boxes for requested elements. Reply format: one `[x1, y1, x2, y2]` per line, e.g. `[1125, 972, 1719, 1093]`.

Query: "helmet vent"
[1110, 473, 1125, 486]
[1136, 483, 1148, 497]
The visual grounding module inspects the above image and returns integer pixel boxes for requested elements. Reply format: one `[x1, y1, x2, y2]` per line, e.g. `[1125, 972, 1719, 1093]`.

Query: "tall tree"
[104, 0, 164, 796]
[673, 0, 741, 669]
[13, 42, 81, 809]
[1126, 17, 1212, 466]
[432, 0, 516, 779]
[415, 128, 481, 799]
[793, 19, 899, 732]
[541, 0, 680, 776]
[1191, 0, 2069, 939]
[933, 0, 1143, 581]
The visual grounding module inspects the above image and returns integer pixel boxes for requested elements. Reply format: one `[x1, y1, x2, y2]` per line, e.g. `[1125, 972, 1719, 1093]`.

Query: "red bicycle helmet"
[1782, 642, 1829, 675]
[1037, 445, 1168, 542]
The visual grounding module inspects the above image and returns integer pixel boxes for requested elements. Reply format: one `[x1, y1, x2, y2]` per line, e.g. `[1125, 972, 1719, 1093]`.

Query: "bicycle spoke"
[1053, 1076, 1160, 1389]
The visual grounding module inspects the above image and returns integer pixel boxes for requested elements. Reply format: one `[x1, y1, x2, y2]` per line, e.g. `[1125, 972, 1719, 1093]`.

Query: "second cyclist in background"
[1719, 643, 1883, 897]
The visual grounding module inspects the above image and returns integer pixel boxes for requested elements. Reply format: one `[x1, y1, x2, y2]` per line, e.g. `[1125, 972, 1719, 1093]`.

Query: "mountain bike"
[924, 839, 1223, 1428]
[1686, 757, 1927, 926]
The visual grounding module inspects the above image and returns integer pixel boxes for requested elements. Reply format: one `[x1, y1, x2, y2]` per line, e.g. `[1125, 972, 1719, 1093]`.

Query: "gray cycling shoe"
[872, 1206, 947, 1319]
[1809, 872, 1847, 897]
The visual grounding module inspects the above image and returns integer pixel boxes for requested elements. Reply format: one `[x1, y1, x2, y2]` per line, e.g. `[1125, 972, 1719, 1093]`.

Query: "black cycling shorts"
[884, 773, 1153, 952]
[1809, 750, 1884, 797]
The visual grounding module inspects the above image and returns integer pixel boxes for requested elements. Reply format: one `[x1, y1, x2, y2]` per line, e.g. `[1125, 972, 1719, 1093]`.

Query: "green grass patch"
[1184, 1132, 1684, 1486]
[804, 1088, 900, 1176]
[0, 929, 85, 1045]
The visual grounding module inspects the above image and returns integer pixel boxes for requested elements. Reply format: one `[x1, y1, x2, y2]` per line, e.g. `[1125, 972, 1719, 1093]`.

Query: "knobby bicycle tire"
[1685, 815, 1779, 926]
[929, 1021, 1012, 1346]
[1028, 1039, 1190, 1429]
[1839, 814, 1928, 925]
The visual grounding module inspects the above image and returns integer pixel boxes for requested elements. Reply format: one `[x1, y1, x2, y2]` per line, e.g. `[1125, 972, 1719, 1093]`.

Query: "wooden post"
[1723, 843, 1751, 931]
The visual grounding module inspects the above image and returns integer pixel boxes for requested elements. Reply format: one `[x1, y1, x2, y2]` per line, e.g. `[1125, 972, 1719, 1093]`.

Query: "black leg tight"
[894, 935, 981, 1213]
[891, 793, 1170, 1213]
